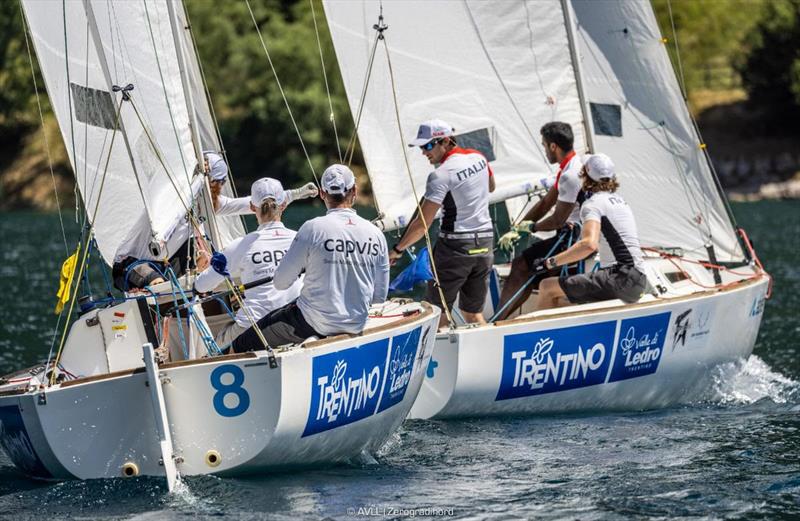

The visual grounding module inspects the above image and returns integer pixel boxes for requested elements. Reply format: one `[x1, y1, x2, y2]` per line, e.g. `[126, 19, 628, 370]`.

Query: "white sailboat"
[0, 0, 439, 483]
[322, 0, 771, 419]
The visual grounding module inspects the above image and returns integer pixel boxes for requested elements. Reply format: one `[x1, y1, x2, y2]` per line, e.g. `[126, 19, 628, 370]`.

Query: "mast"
[560, 0, 595, 153]
[166, 0, 223, 247]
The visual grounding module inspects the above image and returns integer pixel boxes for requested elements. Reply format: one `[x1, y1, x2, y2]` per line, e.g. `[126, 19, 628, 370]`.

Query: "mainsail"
[323, 0, 745, 263]
[21, 0, 244, 264]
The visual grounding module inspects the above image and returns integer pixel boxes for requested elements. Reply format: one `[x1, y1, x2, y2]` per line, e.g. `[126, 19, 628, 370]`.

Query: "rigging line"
[181, 2, 241, 199]
[661, 1, 742, 254]
[83, 19, 89, 206]
[344, 29, 380, 167]
[463, 0, 550, 171]
[380, 37, 454, 328]
[20, 4, 68, 256]
[244, 0, 319, 186]
[522, 1, 556, 118]
[310, 0, 342, 163]
[50, 97, 125, 385]
[142, 0, 191, 188]
[62, 0, 80, 224]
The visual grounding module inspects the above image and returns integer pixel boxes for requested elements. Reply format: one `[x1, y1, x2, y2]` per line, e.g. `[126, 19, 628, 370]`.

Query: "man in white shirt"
[495, 121, 584, 320]
[388, 119, 495, 328]
[231, 164, 389, 351]
[194, 177, 302, 348]
[533, 154, 647, 310]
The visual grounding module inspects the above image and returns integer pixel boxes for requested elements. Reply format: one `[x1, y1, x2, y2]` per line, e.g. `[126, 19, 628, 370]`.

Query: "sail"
[322, 0, 586, 231]
[21, 0, 224, 263]
[569, 0, 743, 262]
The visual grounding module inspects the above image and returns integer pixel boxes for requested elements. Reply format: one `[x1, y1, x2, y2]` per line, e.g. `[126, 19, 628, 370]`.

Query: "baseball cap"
[408, 119, 455, 147]
[584, 153, 616, 181]
[250, 177, 287, 206]
[321, 164, 356, 194]
[204, 152, 228, 182]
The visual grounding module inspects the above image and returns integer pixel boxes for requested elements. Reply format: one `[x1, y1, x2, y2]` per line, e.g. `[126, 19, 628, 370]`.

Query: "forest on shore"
[1, 0, 798, 210]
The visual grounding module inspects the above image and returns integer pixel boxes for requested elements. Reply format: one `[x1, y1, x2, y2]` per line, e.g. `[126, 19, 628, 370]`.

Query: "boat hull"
[0, 305, 439, 479]
[409, 278, 768, 419]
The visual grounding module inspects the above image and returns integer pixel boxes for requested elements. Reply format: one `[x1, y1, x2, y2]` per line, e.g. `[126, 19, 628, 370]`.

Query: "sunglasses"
[210, 178, 227, 185]
[420, 139, 442, 152]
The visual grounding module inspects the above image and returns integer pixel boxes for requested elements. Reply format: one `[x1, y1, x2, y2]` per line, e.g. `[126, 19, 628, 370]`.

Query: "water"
[0, 200, 798, 520]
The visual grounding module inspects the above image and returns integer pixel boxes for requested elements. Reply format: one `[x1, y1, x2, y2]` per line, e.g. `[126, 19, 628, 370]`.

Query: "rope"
[50, 97, 126, 385]
[61, 0, 81, 224]
[20, 4, 68, 256]
[310, 0, 342, 163]
[665, 0, 688, 101]
[379, 22, 454, 327]
[244, 0, 319, 187]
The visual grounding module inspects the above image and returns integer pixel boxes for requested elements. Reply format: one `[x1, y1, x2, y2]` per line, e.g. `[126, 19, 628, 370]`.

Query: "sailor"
[111, 152, 317, 292]
[194, 177, 302, 347]
[534, 153, 648, 310]
[388, 119, 495, 328]
[494, 121, 584, 320]
[231, 164, 389, 351]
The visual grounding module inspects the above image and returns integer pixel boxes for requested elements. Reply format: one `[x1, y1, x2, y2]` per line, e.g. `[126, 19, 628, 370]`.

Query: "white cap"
[408, 119, 454, 147]
[584, 153, 616, 181]
[204, 152, 228, 182]
[250, 177, 287, 206]
[321, 164, 356, 194]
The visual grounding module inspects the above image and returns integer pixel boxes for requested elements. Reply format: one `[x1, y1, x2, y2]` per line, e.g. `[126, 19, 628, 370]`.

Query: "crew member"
[231, 164, 389, 350]
[388, 119, 495, 328]
[534, 154, 648, 310]
[495, 121, 584, 320]
[194, 177, 302, 347]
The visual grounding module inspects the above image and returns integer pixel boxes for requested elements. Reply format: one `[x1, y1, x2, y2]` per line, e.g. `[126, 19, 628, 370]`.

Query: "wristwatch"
[392, 244, 404, 255]
[531, 221, 537, 233]
[545, 256, 558, 270]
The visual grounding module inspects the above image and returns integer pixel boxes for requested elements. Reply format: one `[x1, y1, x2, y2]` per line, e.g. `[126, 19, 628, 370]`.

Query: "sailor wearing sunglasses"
[389, 119, 496, 328]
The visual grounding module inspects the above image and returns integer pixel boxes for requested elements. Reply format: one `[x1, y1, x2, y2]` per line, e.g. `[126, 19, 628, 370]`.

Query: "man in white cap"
[533, 153, 647, 311]
[231, 164, 389, 351]
[389, 119, 495, 328]
[194, 177, 303, 347]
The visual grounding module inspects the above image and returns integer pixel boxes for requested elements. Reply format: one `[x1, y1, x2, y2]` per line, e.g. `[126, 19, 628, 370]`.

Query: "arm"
[488, 164, 496, 193]
[394, 199, 441, 253]
[551, 220, 599, 266]
[372, 234, 390, 304]
[533, 200, 576, 232]
[215, 195, 253, 217]
[273, 228, 310, 290]
[521, 186, 557, 223]
[194, 237, 244, 292]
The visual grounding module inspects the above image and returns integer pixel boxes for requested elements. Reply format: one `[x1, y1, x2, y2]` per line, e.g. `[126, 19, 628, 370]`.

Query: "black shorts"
[520, 226, 581, 270]
[559, 265, 647, 304]
[426, 236, 494, 314]
[230, 301, 322, 353]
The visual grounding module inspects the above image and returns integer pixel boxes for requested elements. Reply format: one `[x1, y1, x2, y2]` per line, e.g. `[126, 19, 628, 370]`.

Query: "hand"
[513, 220, 534, 234]
[210, 252, 229, 277]
[288, 182, 319, 202]
[388, 246, 403, 266]
[196, 250, 211, 272]
[498, 230, 520, 253]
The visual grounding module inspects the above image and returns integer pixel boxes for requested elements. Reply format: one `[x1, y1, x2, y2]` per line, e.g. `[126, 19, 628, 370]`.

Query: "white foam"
[706, 355, 798, 405]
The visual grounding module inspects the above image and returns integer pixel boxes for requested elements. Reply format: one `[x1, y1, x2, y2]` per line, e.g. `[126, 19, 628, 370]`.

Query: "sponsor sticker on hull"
[608, 312, 671, 382]
[303, 327, 423, 437]
[496, 321, 616, 401]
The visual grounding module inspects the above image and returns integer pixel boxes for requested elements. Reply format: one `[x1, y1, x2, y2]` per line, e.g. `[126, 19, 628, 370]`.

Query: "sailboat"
[322, 0, 770, 419]
[0, 1, 439, 484]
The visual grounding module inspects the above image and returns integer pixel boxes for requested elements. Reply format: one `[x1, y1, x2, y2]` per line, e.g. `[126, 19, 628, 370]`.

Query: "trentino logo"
[608, 312, 670, 382]
[496, 321, 616, 401]
[303, 338, 389, 437]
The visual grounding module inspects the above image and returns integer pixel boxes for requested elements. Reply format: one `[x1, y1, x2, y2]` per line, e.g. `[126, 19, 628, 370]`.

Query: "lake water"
[0, 200, 798, 520]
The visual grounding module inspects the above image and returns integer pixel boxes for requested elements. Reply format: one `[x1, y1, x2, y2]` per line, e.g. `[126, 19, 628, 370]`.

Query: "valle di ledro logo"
[607, 312, 671, 382]
[496, 321, 616, 400]
[302, 327, 421, 437]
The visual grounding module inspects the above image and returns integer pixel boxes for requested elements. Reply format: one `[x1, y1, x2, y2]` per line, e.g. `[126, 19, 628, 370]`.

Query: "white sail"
[569, 0, 743, 262]
[323, 0, 586, 231]
[324, 0, 744, 263]
[21, 0, 233, 263]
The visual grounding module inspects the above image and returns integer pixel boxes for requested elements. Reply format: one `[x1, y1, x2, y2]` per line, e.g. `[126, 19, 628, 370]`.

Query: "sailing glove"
[498, 230, 520, 253]
[287, 182, 319, 203]
[211, 252, 230, 277]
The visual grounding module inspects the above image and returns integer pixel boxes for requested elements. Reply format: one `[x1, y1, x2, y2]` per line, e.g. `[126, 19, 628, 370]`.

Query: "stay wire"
[379, 31, 453, 328]
[343, 23, 381, 167]
[310, 0, 342, 163]
[20, 4, 68, 257]
[244, 0, 319, 187]
[50, 97, 126, 385]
